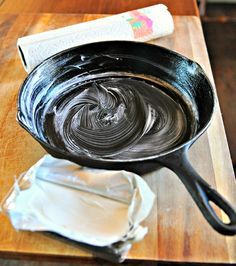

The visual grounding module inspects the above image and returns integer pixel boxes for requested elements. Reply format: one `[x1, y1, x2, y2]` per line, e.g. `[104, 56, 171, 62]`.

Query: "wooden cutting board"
[0, 14, 235, 264]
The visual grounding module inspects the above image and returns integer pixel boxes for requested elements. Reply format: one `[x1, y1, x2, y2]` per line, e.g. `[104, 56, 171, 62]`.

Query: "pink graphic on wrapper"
[126, 10, 153, 39]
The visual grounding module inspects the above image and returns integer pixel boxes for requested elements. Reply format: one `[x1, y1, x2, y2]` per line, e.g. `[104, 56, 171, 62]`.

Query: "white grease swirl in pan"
[43, 78, 194, 159]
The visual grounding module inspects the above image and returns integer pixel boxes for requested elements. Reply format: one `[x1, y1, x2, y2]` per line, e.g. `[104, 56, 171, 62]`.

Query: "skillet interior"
[18, 41, 214, 165]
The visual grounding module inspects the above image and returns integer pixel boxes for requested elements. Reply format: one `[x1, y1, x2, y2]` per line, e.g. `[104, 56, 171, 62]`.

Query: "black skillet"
[17, 41, 236, 235]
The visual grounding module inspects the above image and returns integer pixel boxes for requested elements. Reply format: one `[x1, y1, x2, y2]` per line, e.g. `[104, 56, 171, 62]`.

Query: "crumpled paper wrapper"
[1, 155, 155, 262]
[17, 4, 174, 72]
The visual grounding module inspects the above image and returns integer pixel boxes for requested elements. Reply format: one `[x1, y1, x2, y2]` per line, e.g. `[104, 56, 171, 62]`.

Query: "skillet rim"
[17, 40, 216, 163]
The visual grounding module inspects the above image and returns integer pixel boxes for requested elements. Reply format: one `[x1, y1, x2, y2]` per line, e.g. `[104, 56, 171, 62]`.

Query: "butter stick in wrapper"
[17, 4, 174, 73]
[2, 155, 155, 262]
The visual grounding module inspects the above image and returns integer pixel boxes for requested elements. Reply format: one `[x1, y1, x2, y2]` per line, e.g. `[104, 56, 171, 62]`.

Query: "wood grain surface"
[0, 0, 199, 16]
[0, 14, 235, 265]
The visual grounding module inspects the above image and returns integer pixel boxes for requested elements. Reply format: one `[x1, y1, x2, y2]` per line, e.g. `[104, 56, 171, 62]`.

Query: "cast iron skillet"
[17, 41, 236, 235]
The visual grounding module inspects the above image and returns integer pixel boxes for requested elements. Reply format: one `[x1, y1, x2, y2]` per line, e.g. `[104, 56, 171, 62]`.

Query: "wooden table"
[0, 13, 235, 265]
[0, 0, 199, 16]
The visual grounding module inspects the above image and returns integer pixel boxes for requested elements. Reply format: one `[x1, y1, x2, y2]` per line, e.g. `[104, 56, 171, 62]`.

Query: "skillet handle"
[159, 148, 236, 235]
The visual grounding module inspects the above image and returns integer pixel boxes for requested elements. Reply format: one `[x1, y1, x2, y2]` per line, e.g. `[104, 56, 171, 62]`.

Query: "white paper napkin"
[17, 4, 174, 73]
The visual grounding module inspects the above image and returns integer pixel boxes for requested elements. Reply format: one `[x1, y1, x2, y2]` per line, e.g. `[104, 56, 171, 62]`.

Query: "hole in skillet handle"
[158, 146, 236, 236]
[209, 201, 230, 224]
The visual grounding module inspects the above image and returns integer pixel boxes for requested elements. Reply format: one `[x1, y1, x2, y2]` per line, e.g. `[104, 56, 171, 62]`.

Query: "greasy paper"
[2, 155, 155, 248]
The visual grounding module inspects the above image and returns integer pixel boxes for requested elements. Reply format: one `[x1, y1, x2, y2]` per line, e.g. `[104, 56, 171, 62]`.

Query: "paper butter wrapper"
[17, 4, 174, 73]
[2, 155, 155, 249]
